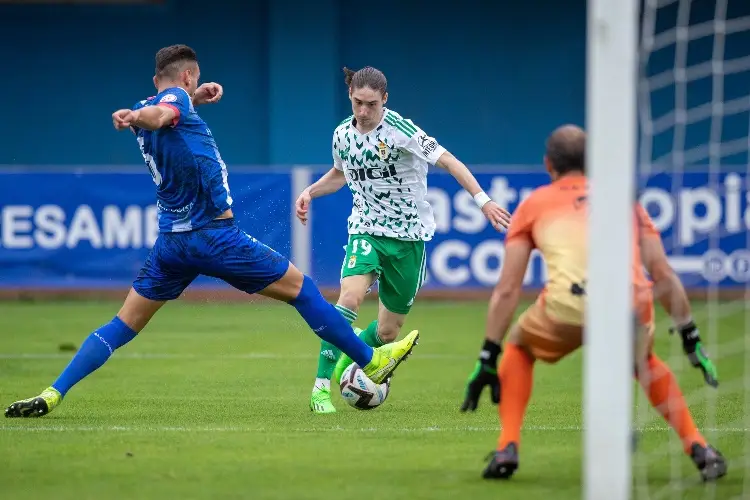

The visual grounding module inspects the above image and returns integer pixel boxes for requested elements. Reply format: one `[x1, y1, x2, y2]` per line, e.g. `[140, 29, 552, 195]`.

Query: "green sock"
[330, 320, 386, 384]
[358, 320, 385, 348]
[315, 305, 357, 379]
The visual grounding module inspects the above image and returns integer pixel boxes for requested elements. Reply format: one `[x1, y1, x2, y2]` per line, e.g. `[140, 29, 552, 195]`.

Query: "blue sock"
[289, 276, 373, 368]
[52, 316, 137, 397]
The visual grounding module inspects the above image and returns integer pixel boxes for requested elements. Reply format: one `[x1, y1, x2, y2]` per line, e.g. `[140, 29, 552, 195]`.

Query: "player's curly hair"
[343, 66, 387, 96]
[155, 44, 198, 79]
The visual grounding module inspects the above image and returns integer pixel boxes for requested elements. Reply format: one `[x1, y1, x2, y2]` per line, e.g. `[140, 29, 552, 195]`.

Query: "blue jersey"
[132, 87, 232, 233]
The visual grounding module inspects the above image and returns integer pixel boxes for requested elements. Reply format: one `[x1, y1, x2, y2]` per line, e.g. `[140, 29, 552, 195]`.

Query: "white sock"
[314, 378, 331, 391]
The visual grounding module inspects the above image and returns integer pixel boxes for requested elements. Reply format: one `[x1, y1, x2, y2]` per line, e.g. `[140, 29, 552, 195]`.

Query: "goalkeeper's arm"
[461, 239, 532, 411]
[640, 235, 692, 325]
[640, 234, 719, 387]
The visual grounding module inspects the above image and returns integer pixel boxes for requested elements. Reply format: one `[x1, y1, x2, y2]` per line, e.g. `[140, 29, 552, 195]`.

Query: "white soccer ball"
[339, 363, 390, 410]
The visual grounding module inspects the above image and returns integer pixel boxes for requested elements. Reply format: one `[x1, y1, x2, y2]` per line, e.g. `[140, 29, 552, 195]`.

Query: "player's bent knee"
[506, 325, 536, 361]
[117, 288, 165, 333]
[259, 262, 305, 302]
[338, 275, 372, 311]
[287, 274, 324, 308]
[507, 324, 525, 346]
[337, 290, 363, 313]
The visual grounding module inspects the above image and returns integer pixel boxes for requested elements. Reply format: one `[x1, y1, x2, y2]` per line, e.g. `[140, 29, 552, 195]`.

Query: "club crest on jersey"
[159, 93, 177, 103]
[347, 255, 357, 269]
[378, 140, 388, 160]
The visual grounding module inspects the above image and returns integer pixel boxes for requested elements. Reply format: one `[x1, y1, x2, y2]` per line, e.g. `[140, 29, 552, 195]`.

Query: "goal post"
[584, 0, 639, 499]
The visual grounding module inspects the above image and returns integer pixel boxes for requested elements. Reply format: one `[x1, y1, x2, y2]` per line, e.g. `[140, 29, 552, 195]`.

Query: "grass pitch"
[0, 299, 748, 499]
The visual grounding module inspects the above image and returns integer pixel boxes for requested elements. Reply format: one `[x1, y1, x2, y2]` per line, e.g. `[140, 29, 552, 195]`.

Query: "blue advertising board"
[0, 169, 291, 288]
[310, 169, 750, 290]
[0, 167, 747, 291]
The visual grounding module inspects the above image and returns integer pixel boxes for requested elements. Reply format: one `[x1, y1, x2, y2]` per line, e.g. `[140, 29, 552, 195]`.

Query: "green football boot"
[5, 387, 62, 418]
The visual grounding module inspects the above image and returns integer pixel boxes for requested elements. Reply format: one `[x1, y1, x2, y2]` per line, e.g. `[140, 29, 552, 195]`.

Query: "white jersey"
[332, 108, 446, 241]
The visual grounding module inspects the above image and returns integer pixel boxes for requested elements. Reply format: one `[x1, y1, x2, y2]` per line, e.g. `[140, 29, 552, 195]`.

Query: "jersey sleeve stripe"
[157, 103, 180, 126]
[400, 119, 418, 135]
[384, 111, 418, 136]
[384, 115, 417, 138]
[393, 121, 417, 138]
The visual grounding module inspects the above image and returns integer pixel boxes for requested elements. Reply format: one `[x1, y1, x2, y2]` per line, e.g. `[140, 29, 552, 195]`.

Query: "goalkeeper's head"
[544, 124, 586, 180]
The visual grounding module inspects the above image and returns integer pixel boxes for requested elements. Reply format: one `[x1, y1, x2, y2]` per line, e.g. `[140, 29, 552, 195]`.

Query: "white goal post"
[584, 0, 639, 499]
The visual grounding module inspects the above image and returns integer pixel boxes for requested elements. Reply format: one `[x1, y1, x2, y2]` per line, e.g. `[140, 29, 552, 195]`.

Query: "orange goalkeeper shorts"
[516, 292, 655, 364]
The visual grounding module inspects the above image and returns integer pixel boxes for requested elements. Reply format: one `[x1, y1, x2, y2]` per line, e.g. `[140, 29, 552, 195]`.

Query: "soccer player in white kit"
[295, 66, 511, 413]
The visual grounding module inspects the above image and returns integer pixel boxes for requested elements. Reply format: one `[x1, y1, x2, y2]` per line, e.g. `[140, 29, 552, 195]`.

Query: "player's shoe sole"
[482, 443, 519, 480]
[5, 387, 62, 418]
[690, 443, 727, 482]
[363, 330, 419, 384]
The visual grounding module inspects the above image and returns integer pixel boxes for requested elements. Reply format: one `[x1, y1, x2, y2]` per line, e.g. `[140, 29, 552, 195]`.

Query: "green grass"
[0, 299, 748, 499]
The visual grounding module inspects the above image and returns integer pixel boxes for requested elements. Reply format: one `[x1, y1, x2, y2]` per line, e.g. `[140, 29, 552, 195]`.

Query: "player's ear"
[152, 75, 158, 90]
[543, 155, 554, 179]
[382, 91, 388, 105]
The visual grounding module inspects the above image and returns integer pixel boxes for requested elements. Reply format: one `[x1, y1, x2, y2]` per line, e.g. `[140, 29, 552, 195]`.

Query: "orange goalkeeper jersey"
[505, 174, 656, 325]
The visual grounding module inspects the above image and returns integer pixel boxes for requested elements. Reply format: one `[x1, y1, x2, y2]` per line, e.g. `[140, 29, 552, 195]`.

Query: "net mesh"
[635, 0, 750, 497]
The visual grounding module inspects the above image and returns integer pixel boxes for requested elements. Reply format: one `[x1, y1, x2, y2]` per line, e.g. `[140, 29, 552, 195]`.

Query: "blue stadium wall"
[1, 0, 749, 293]
[0, 0, 586, 167]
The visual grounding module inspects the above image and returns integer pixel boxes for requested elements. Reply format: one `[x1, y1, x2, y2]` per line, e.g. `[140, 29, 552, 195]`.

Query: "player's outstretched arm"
[112, 105, 178, 131]
[295, 167, 347, 226]
[641, 235, 692, 325]
[435, 151, 511, 232]
[461, 240, 533, 412]
[640, 230, 719, 387]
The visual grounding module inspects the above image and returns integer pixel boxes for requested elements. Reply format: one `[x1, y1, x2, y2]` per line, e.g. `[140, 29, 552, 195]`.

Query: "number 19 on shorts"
[348, 238, 372, 268]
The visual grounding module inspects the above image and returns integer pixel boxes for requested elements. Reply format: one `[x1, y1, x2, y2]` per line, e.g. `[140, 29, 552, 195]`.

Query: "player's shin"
[497, 344, 534, 450]
[290, 276, 373, 368]
[52, 316, 138, 397]
[314, 304, 358, 382]
[636, 353, 707, 453]
[359, 320, 386, 348]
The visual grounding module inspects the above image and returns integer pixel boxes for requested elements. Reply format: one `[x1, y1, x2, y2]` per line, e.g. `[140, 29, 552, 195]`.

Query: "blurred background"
[2, 0, 584, 295]
[1, 0, 747, 298]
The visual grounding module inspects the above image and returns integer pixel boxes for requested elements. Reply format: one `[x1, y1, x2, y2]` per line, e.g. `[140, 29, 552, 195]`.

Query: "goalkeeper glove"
[460, 339, 501, 412]
[670, 320, 719, 388]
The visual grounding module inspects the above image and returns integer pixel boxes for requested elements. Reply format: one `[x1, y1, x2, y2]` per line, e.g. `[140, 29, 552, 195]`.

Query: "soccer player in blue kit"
[5, 44, 419, 418]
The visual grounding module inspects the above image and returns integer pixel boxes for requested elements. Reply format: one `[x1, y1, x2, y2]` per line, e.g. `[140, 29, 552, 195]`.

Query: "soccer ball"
[339, 363, 391, 410]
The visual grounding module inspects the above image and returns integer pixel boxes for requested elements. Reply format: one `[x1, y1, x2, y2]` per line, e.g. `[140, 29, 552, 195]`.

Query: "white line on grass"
[0, 425, 748, 433]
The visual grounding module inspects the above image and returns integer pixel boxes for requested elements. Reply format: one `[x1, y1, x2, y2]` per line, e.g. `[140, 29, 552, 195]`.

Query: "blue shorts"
[133, 218, 290, 301]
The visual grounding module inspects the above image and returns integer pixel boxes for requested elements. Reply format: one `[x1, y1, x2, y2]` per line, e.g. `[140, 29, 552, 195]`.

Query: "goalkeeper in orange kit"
[460, 125, 726, 482]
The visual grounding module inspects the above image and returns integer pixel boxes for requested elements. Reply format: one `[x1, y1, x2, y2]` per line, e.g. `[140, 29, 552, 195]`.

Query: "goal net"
[634, 0, 750, 498]
[594, 0, 750, 498]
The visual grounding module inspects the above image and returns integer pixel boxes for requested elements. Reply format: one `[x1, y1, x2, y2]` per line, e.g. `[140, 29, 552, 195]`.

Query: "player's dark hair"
[344, 66, 387, 96]
[155, 44, 198, 79]
[546, 126, 586, 175]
